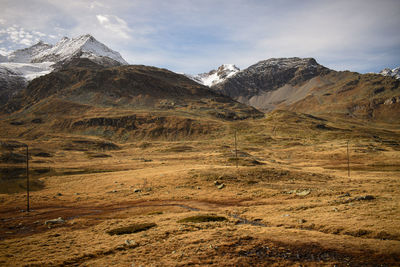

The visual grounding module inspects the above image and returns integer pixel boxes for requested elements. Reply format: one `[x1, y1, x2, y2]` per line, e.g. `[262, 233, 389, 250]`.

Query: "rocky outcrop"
[66, 115, 220, 140]
[0, 66, 27, 106]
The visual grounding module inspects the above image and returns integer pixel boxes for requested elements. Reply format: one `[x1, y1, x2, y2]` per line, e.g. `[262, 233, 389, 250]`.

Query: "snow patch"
[379, 67, 400, 79]
[0, 62, 53, 81]
[191, 64, 240, 87]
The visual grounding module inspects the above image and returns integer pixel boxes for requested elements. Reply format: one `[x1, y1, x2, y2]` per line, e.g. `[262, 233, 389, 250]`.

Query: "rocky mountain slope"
[285, 71, 400, 122]
[1, 61, 262, 140]
[207, 57, 400, 121]
[211, 58, 330, 111]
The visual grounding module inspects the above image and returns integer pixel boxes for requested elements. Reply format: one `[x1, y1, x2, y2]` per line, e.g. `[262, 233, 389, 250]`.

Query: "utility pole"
[235, 130, 238, 168]
[347, 140, 350, 177]
[26, 145, 29, 212]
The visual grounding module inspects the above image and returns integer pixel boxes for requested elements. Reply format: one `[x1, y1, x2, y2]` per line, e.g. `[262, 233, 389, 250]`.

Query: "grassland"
[0, 110, 400, 266]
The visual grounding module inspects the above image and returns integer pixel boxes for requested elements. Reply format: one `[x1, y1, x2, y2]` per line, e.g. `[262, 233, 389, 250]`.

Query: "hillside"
[1, 62, 262, 141]
[285, 71, 400, 122]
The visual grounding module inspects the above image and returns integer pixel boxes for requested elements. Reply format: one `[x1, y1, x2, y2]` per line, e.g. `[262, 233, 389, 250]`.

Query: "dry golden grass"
[1, 111, 400, 266]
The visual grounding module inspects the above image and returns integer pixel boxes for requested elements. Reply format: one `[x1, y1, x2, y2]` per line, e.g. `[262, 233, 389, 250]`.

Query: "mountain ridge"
[198, 57, 400, 121]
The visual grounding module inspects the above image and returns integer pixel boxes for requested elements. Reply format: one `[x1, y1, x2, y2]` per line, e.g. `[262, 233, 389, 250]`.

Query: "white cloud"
[0, 0, 399, 73]
[0, 24, 53, 51]
[90, 1, 106, 10]
[96, 14, 131, 39]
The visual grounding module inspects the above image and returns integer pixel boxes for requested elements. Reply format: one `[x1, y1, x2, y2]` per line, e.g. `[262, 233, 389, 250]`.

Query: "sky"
[0, 0, 399, 74]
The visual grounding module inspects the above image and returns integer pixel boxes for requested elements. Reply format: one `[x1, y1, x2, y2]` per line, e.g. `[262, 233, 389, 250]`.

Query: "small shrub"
[106, 223, 156, 235]
[178, 215, 227, 223]
[375, 231, 398, 240]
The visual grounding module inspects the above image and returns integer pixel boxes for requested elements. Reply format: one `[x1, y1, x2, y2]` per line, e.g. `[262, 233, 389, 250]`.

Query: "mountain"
[1, 61, 262, 140]
[0, 34, 128, 105]
[209, 57, 400, 121]
[31, 34, 128, 66]
[191, 64, 240, 87]
[1, 34, 127, 66]
[379, 67, 400, 79]
[211, 58, 330, 111]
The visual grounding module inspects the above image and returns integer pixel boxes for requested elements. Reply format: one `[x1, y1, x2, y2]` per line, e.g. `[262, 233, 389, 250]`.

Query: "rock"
[125, 239, 136, 247]
[56, 193, 62, 196]
[217, 184, 225, 189]
[296, 189, 311, 196]
[45, 217, 64, 225]
[134, 189, 142, 193]
[298, 219, 307, 224]
[356, 195, 375, 201]
[214, 180, 221, 186]
[339, 192, 351, 198]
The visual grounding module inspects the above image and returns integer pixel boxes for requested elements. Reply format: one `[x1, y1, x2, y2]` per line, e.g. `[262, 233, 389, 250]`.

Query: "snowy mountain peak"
[379, 67, 400, 79]
[32, 34, 128, 65]
[0, 34, 129, 104]
[192, 64, 240, 87]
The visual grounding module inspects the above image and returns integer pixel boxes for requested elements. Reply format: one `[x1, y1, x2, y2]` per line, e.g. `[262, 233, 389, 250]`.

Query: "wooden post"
[235, 130, 238, 168]
[347, 140, 350, 177]
[26, 145, 29, 212]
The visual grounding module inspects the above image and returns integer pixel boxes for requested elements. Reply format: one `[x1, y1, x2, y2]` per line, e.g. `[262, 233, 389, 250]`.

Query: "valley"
[0, 35, 399, 266]
[1, 110, 400, 266]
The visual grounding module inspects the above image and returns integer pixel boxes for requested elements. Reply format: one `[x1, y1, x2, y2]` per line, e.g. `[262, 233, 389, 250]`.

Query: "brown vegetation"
[0, 109, 399, 266]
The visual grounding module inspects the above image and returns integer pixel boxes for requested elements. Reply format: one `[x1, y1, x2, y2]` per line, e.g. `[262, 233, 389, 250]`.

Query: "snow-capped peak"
[3, 41, 53, 63]
[0, 34, 129, 97]
[379, 67, 400, 79]
[31, 34, 128, 65]
[192, 64, 240, 87]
